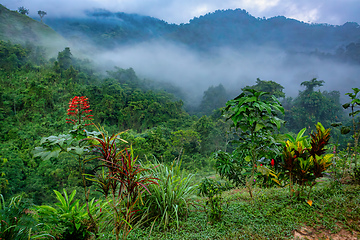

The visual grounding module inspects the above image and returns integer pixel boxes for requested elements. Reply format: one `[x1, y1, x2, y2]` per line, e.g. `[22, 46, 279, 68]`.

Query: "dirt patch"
[293, 225, 359, 240]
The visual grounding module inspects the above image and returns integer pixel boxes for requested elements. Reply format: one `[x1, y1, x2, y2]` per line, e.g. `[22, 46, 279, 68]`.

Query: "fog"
[3, 0, 360, 25]
[83, 40, 359, 105]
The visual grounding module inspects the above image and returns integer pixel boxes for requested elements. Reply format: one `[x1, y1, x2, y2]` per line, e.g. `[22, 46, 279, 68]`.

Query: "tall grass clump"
[143, 159, 197, 229]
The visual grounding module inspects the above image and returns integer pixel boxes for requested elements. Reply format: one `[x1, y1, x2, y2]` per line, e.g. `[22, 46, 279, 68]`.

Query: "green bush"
[0, 194, 49, 239]
[143, 159, 197, 229]
[34, 189, 103, 239]
[199, 178, 229, 223]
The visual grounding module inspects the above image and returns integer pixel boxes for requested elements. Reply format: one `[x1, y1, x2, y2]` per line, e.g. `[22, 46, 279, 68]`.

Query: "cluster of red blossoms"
[66, 96, 93, 126]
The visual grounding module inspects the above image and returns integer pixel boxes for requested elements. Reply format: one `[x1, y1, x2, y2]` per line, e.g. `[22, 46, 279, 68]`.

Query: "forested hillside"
[0, 2, 354, 202]
[0, 4, 67, 54]
[42, 8, 360, 55]
[0, 40, 233, 203]
[0, 41, 348, 204]
[1, 5, 360, 240]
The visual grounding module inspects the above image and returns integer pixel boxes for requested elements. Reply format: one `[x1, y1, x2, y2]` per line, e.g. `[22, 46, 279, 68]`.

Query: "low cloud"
[88, 40, 359, 105]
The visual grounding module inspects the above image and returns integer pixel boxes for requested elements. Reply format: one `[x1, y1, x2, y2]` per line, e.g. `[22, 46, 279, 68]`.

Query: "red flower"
[66, 96, 93, 127]
[260, 164, 263, 166]
[271, 159, 275, 167]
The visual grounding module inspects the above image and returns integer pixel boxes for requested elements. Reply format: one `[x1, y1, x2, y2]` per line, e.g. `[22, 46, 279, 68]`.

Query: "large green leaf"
[33, 147, 61, 161]
[255, 122, 265, 132]
[54, 190, 67, 210]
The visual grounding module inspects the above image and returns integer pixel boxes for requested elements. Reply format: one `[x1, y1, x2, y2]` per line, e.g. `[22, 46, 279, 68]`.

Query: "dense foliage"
[0, 37, 359, 239]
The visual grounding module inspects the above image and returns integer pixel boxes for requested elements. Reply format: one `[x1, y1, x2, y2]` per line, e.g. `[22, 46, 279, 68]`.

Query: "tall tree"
[37, 10, 47, 22]
[300, 78, 324, 92]
[244, 78, 285, 99]
[198, 84, 227, 115]
[57, 47, 72, 70]
[286, 79, 343, 132]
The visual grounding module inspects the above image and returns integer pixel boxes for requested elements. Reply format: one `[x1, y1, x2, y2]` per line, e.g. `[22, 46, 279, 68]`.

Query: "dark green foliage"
[198, 84, 228, 116]
[219, 88, 284, 197]
[353, 167, 360, 184]
[34, 189, 101, 239]
[37, 10, 47, 22]
[0, 41, 206, 205]
[18, 7, 29, 15]
[0, 194, 46, 239]
[199, 178, 229, 223]
[57, 47, 72, 70]
[285, 79, 344, 135]
[244, 78, 285, 99]
[213, 150, 247, 186]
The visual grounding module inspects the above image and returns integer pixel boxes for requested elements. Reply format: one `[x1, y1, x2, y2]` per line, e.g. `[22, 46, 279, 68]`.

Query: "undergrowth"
[121, 181, 360, 240]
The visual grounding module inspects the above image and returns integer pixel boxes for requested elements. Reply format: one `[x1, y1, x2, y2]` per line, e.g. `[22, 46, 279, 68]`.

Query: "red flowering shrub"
[66, 96, 93, 127]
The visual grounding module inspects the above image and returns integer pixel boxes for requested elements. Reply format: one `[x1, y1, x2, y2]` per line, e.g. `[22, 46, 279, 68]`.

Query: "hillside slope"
[0, 4, 68, 55]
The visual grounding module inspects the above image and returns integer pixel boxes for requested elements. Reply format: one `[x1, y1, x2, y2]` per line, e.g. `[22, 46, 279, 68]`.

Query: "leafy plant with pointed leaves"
[142, 158, 197, 230]
[199, 178, 229, 223]
[33, 96, 101, 233]
[34, 189, 104, 240]
[220, 88, 284, 198]
[85, 128, 158, 240]
[282, 122, 333, 199]
[0, 194, 51, 240]
[0, 157, 8, 194]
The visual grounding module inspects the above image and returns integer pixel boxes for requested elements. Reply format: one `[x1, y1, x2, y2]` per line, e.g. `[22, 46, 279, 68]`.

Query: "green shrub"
[143, 159, 197, 229]
[0, 194, 49, 239]
[199, 178, 229, 223]
[34, 189, 103, 239]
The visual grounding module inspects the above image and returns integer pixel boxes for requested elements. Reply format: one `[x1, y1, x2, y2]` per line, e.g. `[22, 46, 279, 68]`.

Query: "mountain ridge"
[38, 8, 360, 53]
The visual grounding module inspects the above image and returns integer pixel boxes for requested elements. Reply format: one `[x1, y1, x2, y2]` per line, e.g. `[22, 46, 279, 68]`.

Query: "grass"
[119, 180, 360, 240]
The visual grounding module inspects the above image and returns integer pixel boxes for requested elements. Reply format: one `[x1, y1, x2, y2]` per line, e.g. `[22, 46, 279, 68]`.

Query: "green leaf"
[67, 146, 86, 155]
[75, 222, 81, 230]
[296, 128, 307, 142]
[284, 133, 295, 143]
[245, 156, 252, 162]
[341, 126, 351, 135]
[342, 103, 350, 109]
[349, 110, 360, 117]
[33, 147, 61, 161]
[255, 122, 265, 132]
[68, 189, 77, 204]
[331, 122, 342, 127]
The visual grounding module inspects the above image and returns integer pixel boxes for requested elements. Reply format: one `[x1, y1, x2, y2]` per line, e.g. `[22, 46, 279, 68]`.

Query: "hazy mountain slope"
[0, 4, 68, 54]
[172, 9, 360, 52]
[43, 9, 177, 48]
[42, 8, 360, 54]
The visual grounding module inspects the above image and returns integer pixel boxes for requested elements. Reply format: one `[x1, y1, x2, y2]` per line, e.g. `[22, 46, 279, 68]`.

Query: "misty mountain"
[42, 8, 360, 54]
[2, 4, 360, 107]
[0, 4, 67, 54]
[174, 9, 360, 52]
[43, 9, 177, 48]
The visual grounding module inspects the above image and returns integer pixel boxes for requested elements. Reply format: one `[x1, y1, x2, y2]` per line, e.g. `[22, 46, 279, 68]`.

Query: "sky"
[2, 0, 360, 25]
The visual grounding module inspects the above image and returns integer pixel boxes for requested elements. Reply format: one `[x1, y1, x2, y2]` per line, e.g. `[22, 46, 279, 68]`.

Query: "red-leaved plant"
[86, 126, 158, 240]
[66, 96, 93, 128]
